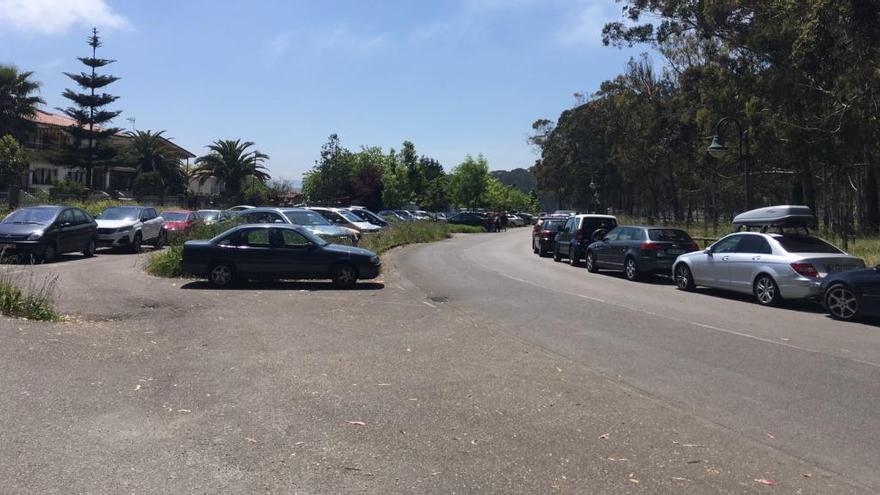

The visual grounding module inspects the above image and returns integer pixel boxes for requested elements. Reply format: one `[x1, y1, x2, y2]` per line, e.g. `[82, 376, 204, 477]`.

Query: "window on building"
[32, 168, 58, 185]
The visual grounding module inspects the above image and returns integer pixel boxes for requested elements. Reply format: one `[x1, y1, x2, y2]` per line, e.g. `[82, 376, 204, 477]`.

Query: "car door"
[556, 218, 574, 256]
[55, 209, 77, 253]
[696, 234, 743, 289]
[234, 227, 274, 277]
[270, 228, 321, 277]
[607, 227, 635, 269]
[594, 227, 620, 267]
[71, 208, 93, 249]
[727, 234, 772, 294]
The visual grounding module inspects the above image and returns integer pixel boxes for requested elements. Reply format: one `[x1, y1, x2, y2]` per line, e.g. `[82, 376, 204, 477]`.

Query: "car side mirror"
[705, 248, 713, 255]
[274, 219, 284, 223]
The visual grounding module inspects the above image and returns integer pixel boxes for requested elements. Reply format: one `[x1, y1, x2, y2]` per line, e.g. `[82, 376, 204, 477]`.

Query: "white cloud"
[0, 0, 130, 35]
[319, 24, 388, 52]
[554, 2, 619, 47]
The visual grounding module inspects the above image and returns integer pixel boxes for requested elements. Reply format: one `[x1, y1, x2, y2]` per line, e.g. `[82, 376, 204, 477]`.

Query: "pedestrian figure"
[500, 212, 508, 232]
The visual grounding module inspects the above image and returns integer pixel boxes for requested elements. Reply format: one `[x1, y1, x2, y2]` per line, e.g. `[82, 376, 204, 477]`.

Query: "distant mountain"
[490, 168, 536, 194]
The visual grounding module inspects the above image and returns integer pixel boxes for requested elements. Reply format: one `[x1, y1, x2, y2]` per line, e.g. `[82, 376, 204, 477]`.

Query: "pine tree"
[57, 28, 121, 189]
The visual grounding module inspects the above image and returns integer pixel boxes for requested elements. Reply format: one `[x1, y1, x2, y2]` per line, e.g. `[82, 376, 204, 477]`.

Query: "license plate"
[665, 249, 684, 256]
[826, 264, 855, 274]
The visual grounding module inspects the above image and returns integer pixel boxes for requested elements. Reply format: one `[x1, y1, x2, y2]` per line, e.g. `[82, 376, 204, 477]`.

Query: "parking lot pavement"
[0, 240, 873, 493]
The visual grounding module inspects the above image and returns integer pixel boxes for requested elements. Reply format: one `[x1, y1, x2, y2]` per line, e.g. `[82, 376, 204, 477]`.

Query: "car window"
[774, 235, 843, 254]
[240, 228, 271, 247]
[58, 209, 74, 225]
[582, 218, 617, 235]
[245, 212, 283, 224]
[712, 235, 742, 254]
[603, 227, 620, 241]
[72, 209, 89, 224]
[649, 229, 692, 242]
[277, 229, 311, 247]
[736, 235, 773, 254]
[148, 208, 158, 219]
[617, 228, 634, 241]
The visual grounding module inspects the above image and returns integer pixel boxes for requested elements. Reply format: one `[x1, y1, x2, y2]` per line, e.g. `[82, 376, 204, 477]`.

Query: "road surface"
[0, 229, 877, 493]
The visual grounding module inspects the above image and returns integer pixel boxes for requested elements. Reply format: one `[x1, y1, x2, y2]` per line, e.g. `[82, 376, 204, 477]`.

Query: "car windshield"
[100, 207, 140, 221]
[649, 229, 692, 242]
[2, 208, 57, 225]
[296, 227, 330, 246]
[337, 210, 363, 222]
[197, 211, 219, 221]
[162, 212, 188, 221]
[284, 210, 331, 226]
[775, 235, 843, 254]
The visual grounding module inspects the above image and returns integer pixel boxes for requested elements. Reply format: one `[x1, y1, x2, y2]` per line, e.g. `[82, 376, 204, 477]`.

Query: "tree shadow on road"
[179, 280, 385, 292]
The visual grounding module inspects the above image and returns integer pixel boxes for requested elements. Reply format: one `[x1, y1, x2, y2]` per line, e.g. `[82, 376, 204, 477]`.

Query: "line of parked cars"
[531, 206, 880, 322]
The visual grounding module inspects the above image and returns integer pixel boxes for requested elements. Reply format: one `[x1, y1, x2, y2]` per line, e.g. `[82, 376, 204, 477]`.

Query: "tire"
[553, 246, 561, 262]
[569, 248, 580, 267]
[538, 243, 548, 258]
[585, 251, 599, 273]
[153, 229, 166, 249]
[130, 232, 143, 253]
[754, 274, 782, 306]
[83, 238, 96, 258]
[824, 283, 860, 321]
[624, 257, 640, 281]
[331, 263, 358, 289]
[208, 263, 236, 288]
[41, 242, 56, 263]
[674, 263, 695, 291]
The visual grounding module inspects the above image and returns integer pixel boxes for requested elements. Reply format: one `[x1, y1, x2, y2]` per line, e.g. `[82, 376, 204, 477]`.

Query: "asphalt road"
[0, 230, 877, 493]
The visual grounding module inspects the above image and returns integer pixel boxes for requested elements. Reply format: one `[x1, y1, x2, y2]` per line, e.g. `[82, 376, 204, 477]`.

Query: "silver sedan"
[672, 232, 864, 306]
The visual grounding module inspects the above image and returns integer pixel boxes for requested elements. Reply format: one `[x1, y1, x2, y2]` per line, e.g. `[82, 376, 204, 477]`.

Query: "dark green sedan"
[180, 224, 381, 288]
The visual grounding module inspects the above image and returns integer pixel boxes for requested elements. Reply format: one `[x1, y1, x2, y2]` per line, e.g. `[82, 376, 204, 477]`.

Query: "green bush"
[145, 220, 485, 278]
[50, 178, 87, 197]
[0, 270, 59, 321]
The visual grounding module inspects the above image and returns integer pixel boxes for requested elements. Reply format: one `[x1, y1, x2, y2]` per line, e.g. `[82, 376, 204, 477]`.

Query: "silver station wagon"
[672, 206, 865, 306]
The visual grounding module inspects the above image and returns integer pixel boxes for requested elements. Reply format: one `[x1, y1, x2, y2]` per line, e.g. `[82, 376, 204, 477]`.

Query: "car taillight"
[790, 262, 819, 278]
[685, 242, 700, 252]
[640, 241, 658, 251]
[541, 230, 552, 239]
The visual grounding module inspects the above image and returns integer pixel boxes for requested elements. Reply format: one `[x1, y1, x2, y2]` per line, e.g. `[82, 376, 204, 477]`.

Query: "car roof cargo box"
[732, 205, 816, 228]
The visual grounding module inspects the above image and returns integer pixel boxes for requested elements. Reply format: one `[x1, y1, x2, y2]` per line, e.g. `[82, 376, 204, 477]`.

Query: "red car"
[161, 210, 197, 233]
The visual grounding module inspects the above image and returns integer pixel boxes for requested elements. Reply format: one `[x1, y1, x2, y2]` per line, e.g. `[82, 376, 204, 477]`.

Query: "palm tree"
[125, 130, 185, 190]
[192, 139, 270, 204]
[0, 65, 45, 140]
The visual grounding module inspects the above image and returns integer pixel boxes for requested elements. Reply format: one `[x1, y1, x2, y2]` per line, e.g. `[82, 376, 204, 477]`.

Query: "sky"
[0, 0, 644, 182]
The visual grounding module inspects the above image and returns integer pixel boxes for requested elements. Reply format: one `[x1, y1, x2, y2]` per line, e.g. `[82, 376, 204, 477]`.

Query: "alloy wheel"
[675, 265, 693, 291]
[825, 285, 859, 320]
[755, 276, 778, 305]
[585, 253, 596, 272]
[210, 265, 233, 287]
[625, 259, 638, 280]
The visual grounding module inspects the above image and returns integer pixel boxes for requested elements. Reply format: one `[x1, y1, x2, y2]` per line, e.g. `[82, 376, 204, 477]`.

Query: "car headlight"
[370, 255, 380, 265]
[115, 226, 133, 233]
[27, 231, 43, 241]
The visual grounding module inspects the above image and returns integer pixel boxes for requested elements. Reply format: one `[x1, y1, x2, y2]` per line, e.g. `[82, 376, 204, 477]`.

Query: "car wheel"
[553, 247, 561, 262]
[153, 229, 166, 249]
[825, 284, 860, 321]
[131, 232, 143, 253]
[569, 248, 580, 266]
[674, 264, 695, 291]
[624, 257, 640, 281]
[42, 242, 56, 263]
[754, 274, 782, 306]
[83, 238, 96, 258]
[538, 243, 548, 257]
[331, 263, 358, 289]
[208, 263, 236, 288]
[585, 251, 599, 273]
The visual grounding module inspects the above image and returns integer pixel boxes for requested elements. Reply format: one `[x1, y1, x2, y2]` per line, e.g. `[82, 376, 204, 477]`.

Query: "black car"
[532, 217, 567, 257]
[448, 212, 490, 229]
[180, 224, 382, 288]
[553, 214, 619, 265]
[585, 226, 699, 280]
[0, 205, 97, 262]
[821, 265, 880, 321]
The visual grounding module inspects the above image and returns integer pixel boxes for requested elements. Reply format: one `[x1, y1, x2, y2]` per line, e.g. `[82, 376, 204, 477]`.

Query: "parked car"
[515, 212, 535, 225]
[348, 207, 390, 227]
[227, 205, 256, 212]
[378, 210, 407, 221]
[238, 207, 360, 245]
[195, 209, 231, 225]
[553, 214, 619, 265]
[448, 212, 491, 229]
[553, 210, 577, 217]
[95, 206, 166, 252]
[180, 224, 382, 288]
[434, 212, 448, 222]
[506, 214, 526, 227]
[821, 265, 880, 321]
[673, 206, 865, 306]
[0, 205, 97, 262]
[532, 217, 567, 257]
[161, 210, 198, 233]
[585, 226, 700, 280]
[307, 207, 383, 234]
[396, 210, 417, 222]
[411, 210, 433, 221]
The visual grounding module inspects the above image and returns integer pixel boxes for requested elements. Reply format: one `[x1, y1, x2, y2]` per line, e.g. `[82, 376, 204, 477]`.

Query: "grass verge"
[145, 221, 485, 278]
[0, 269, 59, 321]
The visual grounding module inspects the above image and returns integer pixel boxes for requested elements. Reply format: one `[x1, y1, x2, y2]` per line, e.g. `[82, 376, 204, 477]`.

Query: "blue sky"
[0, 0, 643, 181]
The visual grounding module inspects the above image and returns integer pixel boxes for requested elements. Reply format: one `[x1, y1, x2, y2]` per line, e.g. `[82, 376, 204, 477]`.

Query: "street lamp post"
[707, 117, 752, 211]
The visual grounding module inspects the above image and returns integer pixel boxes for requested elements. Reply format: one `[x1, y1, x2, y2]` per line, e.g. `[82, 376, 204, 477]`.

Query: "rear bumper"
[779, 277, 823, 299]
[638, 257, 676, 274]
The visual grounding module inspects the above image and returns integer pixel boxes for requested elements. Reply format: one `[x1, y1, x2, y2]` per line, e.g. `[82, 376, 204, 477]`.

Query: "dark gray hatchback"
[0, 205, 98, 262]
[585, 226, 699, 281]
